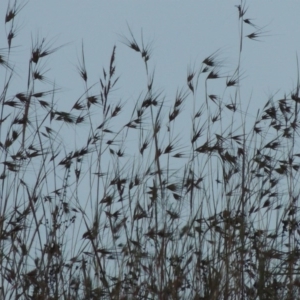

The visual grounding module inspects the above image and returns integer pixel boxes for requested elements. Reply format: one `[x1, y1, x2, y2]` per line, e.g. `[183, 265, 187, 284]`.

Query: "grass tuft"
[1, 1, 300, 300]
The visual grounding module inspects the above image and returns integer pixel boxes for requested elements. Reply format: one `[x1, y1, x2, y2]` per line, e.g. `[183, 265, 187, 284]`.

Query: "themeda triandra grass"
[1, 1, 300, 299]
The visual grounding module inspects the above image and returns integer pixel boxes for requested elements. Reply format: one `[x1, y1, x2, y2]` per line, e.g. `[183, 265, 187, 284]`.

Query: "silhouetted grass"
[1, 1, 300, 299]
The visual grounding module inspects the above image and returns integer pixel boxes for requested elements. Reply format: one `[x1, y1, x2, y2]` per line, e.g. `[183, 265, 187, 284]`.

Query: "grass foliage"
[1, 1, 300, 299]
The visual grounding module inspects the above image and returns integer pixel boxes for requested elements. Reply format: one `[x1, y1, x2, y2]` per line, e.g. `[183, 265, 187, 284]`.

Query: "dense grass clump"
[1, 1, 300, 299]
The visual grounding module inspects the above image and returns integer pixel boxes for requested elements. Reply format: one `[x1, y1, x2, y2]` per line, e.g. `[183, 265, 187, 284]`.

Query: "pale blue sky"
[2, 1, 300, 110]
[2, 1, 300, 219]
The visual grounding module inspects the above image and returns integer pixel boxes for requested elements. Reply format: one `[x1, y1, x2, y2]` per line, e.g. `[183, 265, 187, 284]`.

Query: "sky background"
[2, 0, 300, 113]
[1, 1, 298, 193]
[1, 0, 300, 160]
[1, 0, 300, 289]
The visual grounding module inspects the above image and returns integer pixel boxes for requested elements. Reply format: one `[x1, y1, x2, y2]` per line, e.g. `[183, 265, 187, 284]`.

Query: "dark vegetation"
[1, 1, 300, 299]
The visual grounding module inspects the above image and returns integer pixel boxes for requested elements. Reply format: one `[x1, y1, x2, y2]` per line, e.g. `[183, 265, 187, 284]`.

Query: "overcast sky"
[2, 1, 300, 111]
[1, 2, 300, 206]
[2, 0, 299, 187]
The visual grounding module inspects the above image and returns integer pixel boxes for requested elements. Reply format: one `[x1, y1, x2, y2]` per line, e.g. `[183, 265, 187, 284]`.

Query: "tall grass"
[1, 1, 300, 299]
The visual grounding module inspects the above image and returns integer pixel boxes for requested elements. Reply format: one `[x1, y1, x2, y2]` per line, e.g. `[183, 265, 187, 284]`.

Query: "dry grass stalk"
[1, 1, 300, 299]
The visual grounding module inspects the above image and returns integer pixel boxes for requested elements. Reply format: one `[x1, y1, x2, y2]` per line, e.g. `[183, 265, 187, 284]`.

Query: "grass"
[1, 1, 300, 299]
